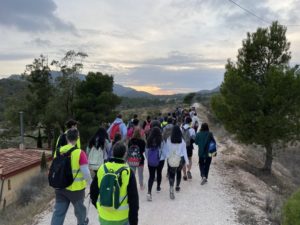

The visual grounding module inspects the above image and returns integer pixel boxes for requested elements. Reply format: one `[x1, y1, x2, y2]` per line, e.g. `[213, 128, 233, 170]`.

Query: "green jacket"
[195, 131, 214, 158]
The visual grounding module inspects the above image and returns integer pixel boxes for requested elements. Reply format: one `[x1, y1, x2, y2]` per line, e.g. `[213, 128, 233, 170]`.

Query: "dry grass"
[0, 174, 54, 225]
[238, 209, 258, 225]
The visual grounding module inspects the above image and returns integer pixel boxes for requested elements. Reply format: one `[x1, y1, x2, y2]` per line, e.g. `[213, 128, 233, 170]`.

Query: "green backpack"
[99, 164, 129, 209]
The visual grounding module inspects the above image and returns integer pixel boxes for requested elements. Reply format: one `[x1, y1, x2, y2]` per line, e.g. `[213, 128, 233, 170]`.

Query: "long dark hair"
[170, 125, 182, 144]
[200, 123, 209, 132]
[147, 127, 162, 148]
[88, 127, 109, 149]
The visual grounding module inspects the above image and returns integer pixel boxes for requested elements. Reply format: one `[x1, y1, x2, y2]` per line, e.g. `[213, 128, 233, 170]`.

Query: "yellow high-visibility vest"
[96, 162, 130, 222]
[57, 144, 86, 191]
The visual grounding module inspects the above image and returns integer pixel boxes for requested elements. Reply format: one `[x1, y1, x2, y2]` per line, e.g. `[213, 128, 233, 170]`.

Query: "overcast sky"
[0, 0, 299, 94]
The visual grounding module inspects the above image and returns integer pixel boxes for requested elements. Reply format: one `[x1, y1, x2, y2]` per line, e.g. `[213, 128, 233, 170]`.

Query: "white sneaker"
[147, 193, 152, 201]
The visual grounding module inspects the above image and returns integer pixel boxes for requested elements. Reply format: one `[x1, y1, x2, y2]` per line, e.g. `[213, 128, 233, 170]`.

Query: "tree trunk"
[263, 144, 273, 174]
[46, 126, 52, 149]
[37, 128, 43, 148]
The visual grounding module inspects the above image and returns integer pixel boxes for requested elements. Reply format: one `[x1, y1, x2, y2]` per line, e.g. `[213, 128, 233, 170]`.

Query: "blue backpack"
[208, 139, 217, 157]
[147, 147, 160, 167]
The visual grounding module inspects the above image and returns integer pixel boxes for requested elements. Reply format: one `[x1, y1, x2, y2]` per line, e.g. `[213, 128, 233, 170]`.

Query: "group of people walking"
[49, 107, 217, 225]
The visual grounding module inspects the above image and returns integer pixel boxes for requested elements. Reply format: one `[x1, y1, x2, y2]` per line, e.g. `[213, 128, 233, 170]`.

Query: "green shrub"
[283, 189, 300, 225]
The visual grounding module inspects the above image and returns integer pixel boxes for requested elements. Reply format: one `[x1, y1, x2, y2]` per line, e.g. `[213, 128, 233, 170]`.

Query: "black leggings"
[148, 160, 164, 194]
[168, 164, 182, 187]
[199, 157, 212, 179]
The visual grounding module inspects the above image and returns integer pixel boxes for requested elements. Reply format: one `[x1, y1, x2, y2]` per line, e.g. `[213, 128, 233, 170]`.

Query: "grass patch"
[282, 188, 300, 225]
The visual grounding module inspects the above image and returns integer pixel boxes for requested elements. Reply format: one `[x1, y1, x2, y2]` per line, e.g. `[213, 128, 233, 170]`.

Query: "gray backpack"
[182, 127, 191, 146]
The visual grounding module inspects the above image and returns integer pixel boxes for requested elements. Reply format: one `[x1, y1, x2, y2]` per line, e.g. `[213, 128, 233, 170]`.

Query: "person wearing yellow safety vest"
[53, 119, 81, 157]
[51, 129, 92, 225]
[90, 142, 139, 225]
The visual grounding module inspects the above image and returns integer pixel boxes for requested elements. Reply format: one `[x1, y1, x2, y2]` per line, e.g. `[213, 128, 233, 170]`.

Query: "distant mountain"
[197, 86, 220, 95]
[113, 84, 153, 98]
[7, 73, 153, 98]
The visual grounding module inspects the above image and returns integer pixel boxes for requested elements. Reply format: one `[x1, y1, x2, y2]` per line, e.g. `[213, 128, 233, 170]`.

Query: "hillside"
[6, 73, 154, 98]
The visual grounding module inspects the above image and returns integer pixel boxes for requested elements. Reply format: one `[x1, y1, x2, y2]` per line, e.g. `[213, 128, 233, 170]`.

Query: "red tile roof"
[0, 148, 52, 179]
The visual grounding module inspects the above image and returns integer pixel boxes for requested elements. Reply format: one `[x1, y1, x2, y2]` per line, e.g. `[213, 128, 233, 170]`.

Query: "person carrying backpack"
[191, 112, 201, 133]
[195, 122, 216, 185]
[90, 142, 139, 225]
[181, 117, 196, 180]
[145, 127, 166, 201]
[127, 118, 140, 140]
[127, 128, 146, 190]
[107, 114, 127, 141]
[143, 116, 151, 138]
[86, 127, 111, 175]
[165, 125, 189, 200]
[50, 129, 92, 225]
[53, 119, 81, 157]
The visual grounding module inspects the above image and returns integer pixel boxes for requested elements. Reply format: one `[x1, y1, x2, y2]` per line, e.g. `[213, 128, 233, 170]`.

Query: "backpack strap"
[204, 132, 212, 153]
[115, 166, 129, 206]
[65, 146, 80, 178]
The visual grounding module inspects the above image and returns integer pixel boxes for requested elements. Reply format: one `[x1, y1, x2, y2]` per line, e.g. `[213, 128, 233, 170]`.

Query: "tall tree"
[74, 72, 121, 144]
[211, 21, 300, 173]
[24, 55, 53, 126]
[51, 50, 88, 128]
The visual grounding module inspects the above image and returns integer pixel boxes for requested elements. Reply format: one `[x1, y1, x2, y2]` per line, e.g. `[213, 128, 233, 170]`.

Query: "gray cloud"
[0, 0, 76, 32]
[25, 38, 52, 47]
[0, 53, 34, 61]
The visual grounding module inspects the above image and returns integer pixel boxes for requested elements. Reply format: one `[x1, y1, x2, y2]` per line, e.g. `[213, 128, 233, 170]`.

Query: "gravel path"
[35, 153, 239, 225]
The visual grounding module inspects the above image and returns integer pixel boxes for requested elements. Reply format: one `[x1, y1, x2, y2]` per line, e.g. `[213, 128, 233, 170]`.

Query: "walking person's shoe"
[169, 187, 175, 200]
[201, 177, 207, 185]
[156, 186, 161, 193]
[147, 193, 152, 201]
[175, 186, 180, 192]
[183, 175, 188, 181]
[84, 217, 89, 225]
[187, 171, 192, 179]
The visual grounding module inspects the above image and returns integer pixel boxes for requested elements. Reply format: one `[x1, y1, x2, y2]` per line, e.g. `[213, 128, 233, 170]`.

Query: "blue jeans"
[51, 189, 88, 225]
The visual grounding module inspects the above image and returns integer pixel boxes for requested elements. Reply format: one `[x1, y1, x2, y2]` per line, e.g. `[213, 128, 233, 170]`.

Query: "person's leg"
[137, 165, 144, 189]
[64, 189, 87, 225]
[51, 190, 70, 225]
[156, 160, 165, 190]
[205, 157, 212, 179]
[73, 196, 87, 225]
[147, 165, 156, 195]
[199, 157, 205, 178]
[130, 166, 137, 175]
[168, 165, 176, 199]
[168, 165, 176, 187]
[182, 164, 187, 179]
[187, 156, 192, 171]
[176, 166, 182, 191]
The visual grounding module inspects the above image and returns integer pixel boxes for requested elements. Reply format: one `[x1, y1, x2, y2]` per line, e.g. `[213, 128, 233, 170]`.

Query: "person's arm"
[76, 137, 81, 149]
[107, 124, 113, 136]
[194, 133, 200, 146]
[140, 140, 146, 154]
[121, 123, 127, 140]
[90, 175, 99, 208]
[181, 141, 189, 165]
[190, 128, 196, 140]
[127, 169, 139, 225]
[79, 151, 92, 185]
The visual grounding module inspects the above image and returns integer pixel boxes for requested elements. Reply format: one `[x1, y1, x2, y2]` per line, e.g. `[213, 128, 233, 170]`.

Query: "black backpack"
[48, 146, 79, 189]
[52, 133, 68, 157]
